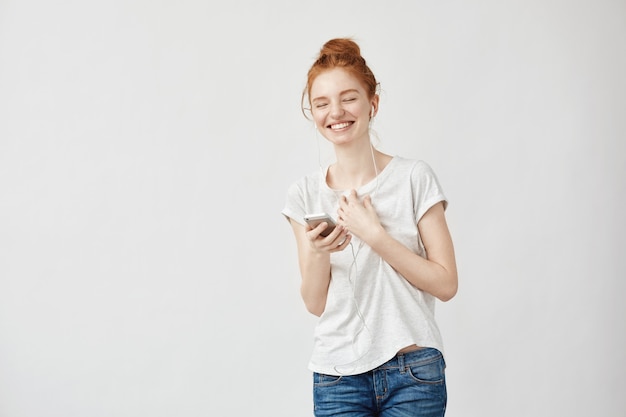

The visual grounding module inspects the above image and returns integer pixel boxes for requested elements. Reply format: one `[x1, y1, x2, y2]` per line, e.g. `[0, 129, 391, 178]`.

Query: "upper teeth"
[331, 122, 351, 130]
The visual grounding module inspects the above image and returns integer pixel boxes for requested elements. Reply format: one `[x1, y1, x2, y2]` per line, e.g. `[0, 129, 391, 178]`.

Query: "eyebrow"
[311, 89, 361, 103]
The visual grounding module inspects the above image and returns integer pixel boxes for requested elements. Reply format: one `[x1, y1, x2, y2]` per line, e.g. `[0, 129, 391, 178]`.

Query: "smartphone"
[304, 213, 337, 237]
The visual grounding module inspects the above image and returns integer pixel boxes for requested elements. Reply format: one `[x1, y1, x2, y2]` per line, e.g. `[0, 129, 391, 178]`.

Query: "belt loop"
[398, 353, 406, 374]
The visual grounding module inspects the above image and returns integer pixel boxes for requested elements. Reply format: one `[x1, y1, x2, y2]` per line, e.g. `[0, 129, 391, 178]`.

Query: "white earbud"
[370, 106, 375, 118]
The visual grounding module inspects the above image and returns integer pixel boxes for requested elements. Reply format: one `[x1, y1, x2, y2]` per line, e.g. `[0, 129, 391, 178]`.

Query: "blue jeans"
[313, 348, 447, 417]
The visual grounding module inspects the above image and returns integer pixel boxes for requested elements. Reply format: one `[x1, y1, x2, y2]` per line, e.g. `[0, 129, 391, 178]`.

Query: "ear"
[370, 95, 380, 118]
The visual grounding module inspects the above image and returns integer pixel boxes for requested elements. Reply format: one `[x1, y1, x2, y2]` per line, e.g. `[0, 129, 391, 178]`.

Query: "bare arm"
[288, 218, 352, 316]
[338, 191, 458, 301]
[370, 202, 457, 301]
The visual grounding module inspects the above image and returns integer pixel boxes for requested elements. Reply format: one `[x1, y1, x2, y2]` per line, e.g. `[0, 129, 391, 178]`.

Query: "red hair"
[302, 38, 379, 118]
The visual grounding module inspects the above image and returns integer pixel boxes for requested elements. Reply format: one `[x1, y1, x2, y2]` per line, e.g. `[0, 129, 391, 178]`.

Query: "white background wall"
[1, 1, 624, 416]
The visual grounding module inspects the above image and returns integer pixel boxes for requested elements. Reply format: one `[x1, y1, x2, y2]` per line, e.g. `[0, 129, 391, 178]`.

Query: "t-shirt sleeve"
[412, 161, 448, 223]
[281, 181, 306, 226]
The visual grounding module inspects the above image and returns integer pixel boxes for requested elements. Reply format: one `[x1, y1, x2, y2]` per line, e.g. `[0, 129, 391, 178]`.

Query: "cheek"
[312, 112, 326, 128]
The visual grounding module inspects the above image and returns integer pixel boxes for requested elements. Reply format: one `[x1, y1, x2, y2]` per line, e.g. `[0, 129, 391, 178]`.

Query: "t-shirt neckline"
[322, 155, 398, 195]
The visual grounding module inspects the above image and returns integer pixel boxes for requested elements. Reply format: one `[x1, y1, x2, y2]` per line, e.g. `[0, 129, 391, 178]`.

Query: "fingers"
[342, 189, 371, 207]
[330, 232, 352, 252]
[307, 222, 351, 253]
[338, 190, 374, 221]
[363, 194, 372, 208]
[347, 189, 358, 203]
[305, 221, 329, 241]
[338, 190, 355, 218]
[339, 194, 348, 211]
[339, 189, 358, 206]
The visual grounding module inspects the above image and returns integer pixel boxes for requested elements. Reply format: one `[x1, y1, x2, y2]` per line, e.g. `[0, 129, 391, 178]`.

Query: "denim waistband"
[377, 347, 443, 371]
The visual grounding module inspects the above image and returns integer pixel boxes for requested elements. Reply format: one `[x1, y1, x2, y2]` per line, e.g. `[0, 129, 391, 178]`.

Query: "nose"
[329, 101, 345, 118]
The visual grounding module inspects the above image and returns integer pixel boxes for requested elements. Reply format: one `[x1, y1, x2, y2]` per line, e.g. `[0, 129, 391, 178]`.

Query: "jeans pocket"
[406, 355, 446, 385]
[313, 372, 343, 387]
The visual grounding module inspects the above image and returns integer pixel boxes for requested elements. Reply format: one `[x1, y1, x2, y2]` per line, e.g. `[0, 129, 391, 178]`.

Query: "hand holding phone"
[303, 213, 337, 237]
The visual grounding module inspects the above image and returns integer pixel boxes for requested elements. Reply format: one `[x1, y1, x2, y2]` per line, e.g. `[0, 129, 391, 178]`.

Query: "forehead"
[310, 68, 367, 98]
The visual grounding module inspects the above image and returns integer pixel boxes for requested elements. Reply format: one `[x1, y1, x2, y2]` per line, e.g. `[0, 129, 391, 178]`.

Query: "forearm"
[289, 218, 351, 316]
[299, 249, 331, 316]
[367, 227, 458, 301]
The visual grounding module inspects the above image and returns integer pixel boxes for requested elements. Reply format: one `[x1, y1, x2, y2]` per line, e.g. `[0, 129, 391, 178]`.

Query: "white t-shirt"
[282, 156, 448, 376]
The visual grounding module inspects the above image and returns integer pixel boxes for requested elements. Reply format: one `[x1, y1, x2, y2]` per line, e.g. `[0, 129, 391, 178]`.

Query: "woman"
[282, 38, 458, 417]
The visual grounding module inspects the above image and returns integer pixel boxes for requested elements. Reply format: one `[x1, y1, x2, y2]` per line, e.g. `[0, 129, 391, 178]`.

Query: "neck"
[328, 140, 382, 190]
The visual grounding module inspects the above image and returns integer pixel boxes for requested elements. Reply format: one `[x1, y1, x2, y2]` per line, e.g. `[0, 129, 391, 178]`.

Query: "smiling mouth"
[328, 122, 353, 130]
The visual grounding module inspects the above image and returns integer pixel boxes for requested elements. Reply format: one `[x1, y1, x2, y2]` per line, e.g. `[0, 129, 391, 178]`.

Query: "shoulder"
[286, 169, 321, 189]
[283, 169, 323, 223]
[285, 168, 323, 199]
[391, 157, 445, 199]
[388, 156, 438, 178]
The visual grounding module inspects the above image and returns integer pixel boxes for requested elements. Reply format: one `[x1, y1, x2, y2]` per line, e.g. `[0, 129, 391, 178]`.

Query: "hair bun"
[319, 38, 362, 60]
